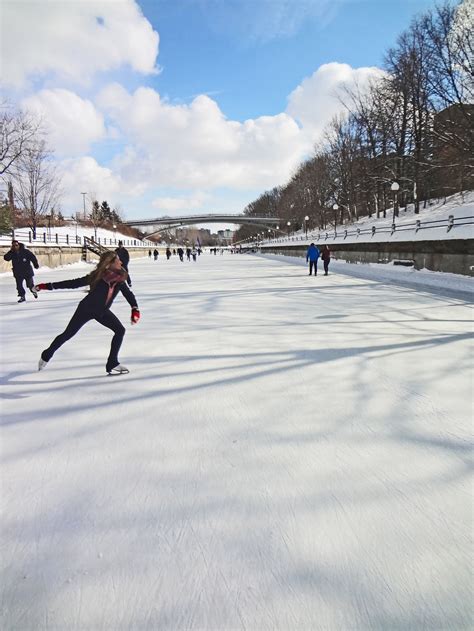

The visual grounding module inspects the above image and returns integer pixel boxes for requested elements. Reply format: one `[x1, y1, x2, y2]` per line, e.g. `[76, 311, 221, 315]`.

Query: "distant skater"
[3, 240, 39, 302]
[166, 247, 172, 260]
[153, 249, 159, 261]
[35, 251, 140, 375]
[306, 242, 320, 276]
[321, 245, 331, 275]
[115, 241, 132, 287]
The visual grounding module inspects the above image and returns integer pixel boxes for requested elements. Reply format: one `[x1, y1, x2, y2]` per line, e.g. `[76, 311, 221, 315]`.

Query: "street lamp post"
[391, 181, 400, 219]
[287, 220, 291, 236]
[304, 215, 309, 238]
[332, 204, 338, 229]
[113, 223, 117, 244]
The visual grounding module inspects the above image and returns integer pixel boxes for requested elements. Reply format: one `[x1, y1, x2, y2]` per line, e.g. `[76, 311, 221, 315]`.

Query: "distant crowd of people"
[149, 246, 202, 262]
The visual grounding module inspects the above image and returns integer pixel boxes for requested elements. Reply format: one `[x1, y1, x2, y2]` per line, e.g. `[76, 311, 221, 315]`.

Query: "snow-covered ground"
[1, 253, 472, 630]
[262, 191, 474, 247]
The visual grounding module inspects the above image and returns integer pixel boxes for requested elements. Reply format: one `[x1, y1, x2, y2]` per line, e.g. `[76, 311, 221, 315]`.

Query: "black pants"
[15, 274, 35, 297]
[323, 260, 330, 274]
[41, 304, 125, 372]
[123, 266, 132, 287]
[309, 261, 318, 275]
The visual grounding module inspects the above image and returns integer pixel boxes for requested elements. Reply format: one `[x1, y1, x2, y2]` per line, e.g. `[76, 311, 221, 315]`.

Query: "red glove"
[35, 283, 50, 291]
[131, 307, 140, 324]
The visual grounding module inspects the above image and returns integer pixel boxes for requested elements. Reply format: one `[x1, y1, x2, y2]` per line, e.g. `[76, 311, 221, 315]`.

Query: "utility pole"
[81, 192, 87, 221]
[8, 181, 15, 236]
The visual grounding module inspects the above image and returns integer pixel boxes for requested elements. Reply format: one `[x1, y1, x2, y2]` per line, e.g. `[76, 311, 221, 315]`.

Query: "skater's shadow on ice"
[0, 371, 31, 394]
[0, 367, 104, 390]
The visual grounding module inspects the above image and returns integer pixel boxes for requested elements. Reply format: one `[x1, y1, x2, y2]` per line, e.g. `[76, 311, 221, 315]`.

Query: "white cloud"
[58, 157, 124, 213]
[152, 192, 211, 212]
[79, 64, 383, 213]
[1, 0, 159, 87]
[17, 61, 384, 219]
[97, 84, 308, 190]
[21, 89, 106, 156]
[286, 62, 385, 138]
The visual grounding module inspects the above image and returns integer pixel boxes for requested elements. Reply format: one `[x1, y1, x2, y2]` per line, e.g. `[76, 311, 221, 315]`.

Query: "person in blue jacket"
[35, 251, 140, 375]
[306, 243, 320, 276]
[3, 240, 39, 302]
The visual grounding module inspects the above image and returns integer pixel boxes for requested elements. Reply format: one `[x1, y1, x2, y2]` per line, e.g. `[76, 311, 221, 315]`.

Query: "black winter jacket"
[4, 244, 39, 278]
[42, 275, 138, 316]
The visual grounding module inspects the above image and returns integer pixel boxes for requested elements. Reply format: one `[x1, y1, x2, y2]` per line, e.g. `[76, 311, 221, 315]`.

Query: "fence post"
[447, 215, 454, 232]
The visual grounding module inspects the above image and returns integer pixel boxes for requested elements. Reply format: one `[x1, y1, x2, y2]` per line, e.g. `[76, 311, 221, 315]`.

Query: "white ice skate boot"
[38, 358, 48, 371]
[107, 364, 129, 375]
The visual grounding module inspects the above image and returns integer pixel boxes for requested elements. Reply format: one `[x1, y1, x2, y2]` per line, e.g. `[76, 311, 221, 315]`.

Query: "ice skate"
[18, 296, 26, 303]
[107, 363, 129, 375]
[38, 358, 48, 371]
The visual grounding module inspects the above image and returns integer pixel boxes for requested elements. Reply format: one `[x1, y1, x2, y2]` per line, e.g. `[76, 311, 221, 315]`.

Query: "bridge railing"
[0, 229, 154, 248]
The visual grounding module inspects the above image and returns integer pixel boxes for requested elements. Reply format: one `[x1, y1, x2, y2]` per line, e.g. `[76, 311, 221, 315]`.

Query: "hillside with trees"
[235, 1, 473, 243]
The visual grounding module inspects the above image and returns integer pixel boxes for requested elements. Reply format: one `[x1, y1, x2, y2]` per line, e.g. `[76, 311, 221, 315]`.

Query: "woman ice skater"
[35, 251, 140, 375]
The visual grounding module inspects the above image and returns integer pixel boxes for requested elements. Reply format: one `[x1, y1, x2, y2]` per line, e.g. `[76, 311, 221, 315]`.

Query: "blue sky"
[139, 0, 436, 119]
[1, 0, 442, 225]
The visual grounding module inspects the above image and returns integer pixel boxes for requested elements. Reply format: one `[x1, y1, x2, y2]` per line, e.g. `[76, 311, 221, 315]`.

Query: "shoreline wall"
[0, 246, 148, 274]
[259, 239, 474, 275]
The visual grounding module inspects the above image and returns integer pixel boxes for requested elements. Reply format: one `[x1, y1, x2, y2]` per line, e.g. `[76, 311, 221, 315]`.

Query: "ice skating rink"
[1, 253, 472, 630]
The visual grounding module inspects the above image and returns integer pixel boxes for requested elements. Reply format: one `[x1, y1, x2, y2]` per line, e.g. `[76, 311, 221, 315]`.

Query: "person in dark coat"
[321, 245, 331, 275]
[306, 243, 320, 276]
[35, 251, 140, 375]
[166, 247, 172, 260]
[177, 247, 184, 262]
[153, 249, 159, 261]
[3, 240, 40, 302]
[115, 241, 132, 287]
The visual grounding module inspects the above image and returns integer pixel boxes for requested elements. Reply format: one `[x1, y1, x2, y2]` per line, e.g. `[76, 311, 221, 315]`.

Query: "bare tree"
[0, 102, 41, 176]
[11, 139, 62, 239]
[237, 1, 472, 229]
[423, 1, 474, 195]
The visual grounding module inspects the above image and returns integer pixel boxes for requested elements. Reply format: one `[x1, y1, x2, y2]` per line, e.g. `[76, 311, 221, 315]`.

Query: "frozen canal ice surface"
[1, 253, 472, 630]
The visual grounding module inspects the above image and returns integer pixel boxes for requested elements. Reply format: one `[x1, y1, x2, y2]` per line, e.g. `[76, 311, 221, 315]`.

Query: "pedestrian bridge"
[124, 214, 280, 237]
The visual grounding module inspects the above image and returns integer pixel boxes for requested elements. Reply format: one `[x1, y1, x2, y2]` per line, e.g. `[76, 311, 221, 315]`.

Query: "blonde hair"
[89, 251, 127, 289]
